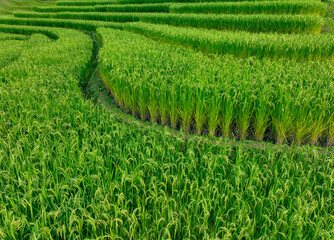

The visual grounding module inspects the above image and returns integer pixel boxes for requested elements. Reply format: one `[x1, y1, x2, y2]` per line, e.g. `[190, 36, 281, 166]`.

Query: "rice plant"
[170, 1, 327, 16]
[98, 27, 334, 146]
[13, 11, 324, 34]
[34, 3, 170, 13]
[0, 0, 333, 238]
[57, 0, 323, 7]
[0, 15, 125, 31]
[123, 22, 334, 61]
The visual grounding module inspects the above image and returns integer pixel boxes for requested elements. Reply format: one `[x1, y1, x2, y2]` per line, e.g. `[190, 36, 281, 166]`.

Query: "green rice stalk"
[170, 88, 179, 129]
[180, 85, 194, 132]
[208, 93, 220, 137]
[194, 87, 207, 135]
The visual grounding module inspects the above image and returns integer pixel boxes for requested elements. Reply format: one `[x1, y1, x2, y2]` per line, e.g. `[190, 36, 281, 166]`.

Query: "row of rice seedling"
[0, 23, 59, 39]
[34, 1, 326, 15]
[0, 32, 28, 40]
[138, 13, 324, 34]
[2, 17, 332, 61]
[14, 11, 324, 34]
[119, 0, 323, 4]
[57, 0, 118, 6]
[14, 11, 139, 22]
[57, 0, 322, 7]
[34, 3, 170, 13]
[0, 25, 333, 239]
[98, 27, 334, 146]
[0, 15, 124, 31]
[170, 1, 327, 15]
[123, 22, 334, 61]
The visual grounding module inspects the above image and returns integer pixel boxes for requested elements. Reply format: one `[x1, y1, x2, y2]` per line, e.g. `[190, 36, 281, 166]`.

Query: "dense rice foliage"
[0, 32, 28, 40]
[99, 28, 334, 145]
[57, 0, 322, 7]
[0, 0, 333, 238]
[13, 11, 324, 34]
[35, 1, 326, 15]
[34, 3, 170, 13]
[1, 18, 332, 61]
[123, 22, 334, 61]
[0, 26, 333, 239]
[0, 15, 124, 32]
[170, 1, 327, 15]
[0, 39, 25, 68]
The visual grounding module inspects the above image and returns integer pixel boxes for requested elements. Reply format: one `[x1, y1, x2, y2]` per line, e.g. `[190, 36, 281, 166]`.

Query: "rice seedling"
[194, 87, 207, 135]
[253, 86, 271, 142]
[180, 85, 194, 132]
[159, 84, 169, 125]
[235, 92, 253, 140]
[169, 88, 179, 129]
[148, 86, 160, 123]
[220, 91, 235, 139]
[138, 83, 150, 121]
[271, 89, 293, 144]
[207, 92, 221, 137]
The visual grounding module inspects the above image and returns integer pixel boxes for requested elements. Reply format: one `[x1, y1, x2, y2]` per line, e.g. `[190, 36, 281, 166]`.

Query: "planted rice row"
[123, 22, 334, 61]
[0, 15, 124, 32]
[56, 0, 321, 7]
[14, 11, 324, 34]
[34, 3, 170, 13]
[34, 1, 326, 15]
[1, 17, 332, 61]
[170, 1, 326, 15]
[138, 13, 323, 34]
[98, 27, 334, 146]
[0, 23, 59, 39]
[0, 32, 28, 40]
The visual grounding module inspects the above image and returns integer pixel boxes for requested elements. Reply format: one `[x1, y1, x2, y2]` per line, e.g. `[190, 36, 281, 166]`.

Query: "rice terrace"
[1, 0, 334, 238]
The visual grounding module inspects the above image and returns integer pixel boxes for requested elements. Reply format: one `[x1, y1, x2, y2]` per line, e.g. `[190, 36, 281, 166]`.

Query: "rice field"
[0, 0, 333, 239]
